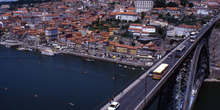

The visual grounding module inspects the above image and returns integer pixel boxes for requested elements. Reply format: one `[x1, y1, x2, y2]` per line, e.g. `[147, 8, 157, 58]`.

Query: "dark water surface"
[0, 46, 143, 110]
[193, 82, 220, 110]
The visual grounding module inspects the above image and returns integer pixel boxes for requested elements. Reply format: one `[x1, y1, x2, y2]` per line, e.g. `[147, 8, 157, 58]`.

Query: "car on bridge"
[167, 54, 172, 59]
[108, 101, 120, 110]
[175, 45, 186, 58]
[148, 70, 154, 77]
[190, 31, 197, 43]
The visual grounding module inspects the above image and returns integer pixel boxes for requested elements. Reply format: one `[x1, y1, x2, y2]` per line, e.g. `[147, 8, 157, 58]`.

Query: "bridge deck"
[100, 16, 219, 110]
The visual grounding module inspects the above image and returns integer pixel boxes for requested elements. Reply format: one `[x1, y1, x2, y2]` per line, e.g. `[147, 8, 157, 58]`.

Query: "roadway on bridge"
[101, 16, 218, 110]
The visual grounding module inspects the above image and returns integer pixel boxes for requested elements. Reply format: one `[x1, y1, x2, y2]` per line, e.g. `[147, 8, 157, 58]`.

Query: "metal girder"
[183, 38, 209, 110]
[158, 37, 210, 110]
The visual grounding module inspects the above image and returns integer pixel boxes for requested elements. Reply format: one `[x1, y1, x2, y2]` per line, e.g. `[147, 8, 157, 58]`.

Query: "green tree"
[122, 30, 131, 38]
[166, 12, 171, 16]
[141, 12, 145, 20]
[154, 0, 166, 8]
[189, 3, 194, 8]
[158, 14, 163, 19]
[119, 40, 124, 44]
[181, 0, 188, 7]
[167, 2, 178, 7]
[134, 19, 141, 23]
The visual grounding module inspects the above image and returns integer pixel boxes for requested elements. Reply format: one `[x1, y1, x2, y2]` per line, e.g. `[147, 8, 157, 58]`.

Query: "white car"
[108, 101, 120, 110]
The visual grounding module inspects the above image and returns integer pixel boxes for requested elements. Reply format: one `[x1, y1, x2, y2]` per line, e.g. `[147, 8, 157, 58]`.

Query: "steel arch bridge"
[100, 16, 220, 110]
[157, 37, 210, 110]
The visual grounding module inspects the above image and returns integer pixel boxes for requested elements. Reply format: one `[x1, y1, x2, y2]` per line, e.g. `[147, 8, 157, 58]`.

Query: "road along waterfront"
[0, 39, 153, 68]
[0, 46, 144, 110]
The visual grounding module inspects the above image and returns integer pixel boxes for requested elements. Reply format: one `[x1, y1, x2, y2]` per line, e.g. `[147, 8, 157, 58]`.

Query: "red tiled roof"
[1, 12, 11, 16]
[128, 7, 135, 10]
[143, 26, 155, 28]
[46, 27, 58, 30]
[128, 28, 142, 30]
[110, 11, 138, 16]
[153, 8, 165, 10]
[178, 24, 200, 29]
[166, 7, 178, 10]
[130, 23, 142, 26]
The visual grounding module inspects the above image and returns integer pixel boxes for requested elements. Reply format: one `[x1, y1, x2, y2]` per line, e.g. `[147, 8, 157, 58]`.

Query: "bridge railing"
[94, 69, 146, 110]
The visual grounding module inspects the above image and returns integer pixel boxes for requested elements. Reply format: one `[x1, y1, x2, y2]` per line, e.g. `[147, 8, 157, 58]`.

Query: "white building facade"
[174, 24, 200, 36]
[135, 0, 154, 13]
[110, 12, 138, 21]
[128, 23, 156, 36]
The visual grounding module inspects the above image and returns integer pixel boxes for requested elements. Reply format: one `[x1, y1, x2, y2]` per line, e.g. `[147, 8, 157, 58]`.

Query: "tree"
[134, 19, 141, 23]
[166, 2, 178, 7]
[154, 0, 166, 8]
[189, 3, 194, 8]
[131, 41, 135, 46]
[96, 17, 100, 26]
[158, 14, 163, 19]
[122, 30, 131, 38]
[180, 0, 188, 7]
[166, 12, 171, 16]
[141, 12, 145, 20]
[158, 27, 163, 35]
[119, 40, 124, 44]
[201, 19, 206, 25]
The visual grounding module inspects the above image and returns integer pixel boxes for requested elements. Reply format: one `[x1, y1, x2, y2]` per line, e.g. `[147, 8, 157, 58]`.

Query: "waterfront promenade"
[0, 39, 153, 68]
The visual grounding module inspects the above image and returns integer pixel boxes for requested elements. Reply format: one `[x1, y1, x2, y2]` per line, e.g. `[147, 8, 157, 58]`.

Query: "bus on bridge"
[152, 63, 169, 80]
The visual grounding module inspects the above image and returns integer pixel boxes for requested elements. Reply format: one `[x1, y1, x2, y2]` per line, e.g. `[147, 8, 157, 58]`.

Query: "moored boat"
[17, 47, 26, 51]
[84, 58, 94, 62]
[41, 49, 54, 56]
[26, 47, 33, 51]
[5, 45, 10, 48]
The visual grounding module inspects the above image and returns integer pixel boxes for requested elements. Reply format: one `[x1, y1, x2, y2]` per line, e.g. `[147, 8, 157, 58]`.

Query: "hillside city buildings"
[0, 0, 219, 62]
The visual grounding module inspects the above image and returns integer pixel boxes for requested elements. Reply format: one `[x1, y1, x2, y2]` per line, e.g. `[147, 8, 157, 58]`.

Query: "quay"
[0, 40, 25, 47]
[57, 50, 146, 68]
[0, 39, 150, 68]
[204, 78, 220, 82]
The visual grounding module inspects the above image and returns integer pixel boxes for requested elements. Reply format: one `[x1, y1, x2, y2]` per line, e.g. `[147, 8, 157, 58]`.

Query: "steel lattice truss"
[173, 54, 193, 110]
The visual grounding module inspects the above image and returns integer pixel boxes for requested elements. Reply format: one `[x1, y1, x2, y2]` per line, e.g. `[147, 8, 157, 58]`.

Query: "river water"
[193, 82, 220, 110]
[0, 46, 143, 110]
[0, 46, 219, 110]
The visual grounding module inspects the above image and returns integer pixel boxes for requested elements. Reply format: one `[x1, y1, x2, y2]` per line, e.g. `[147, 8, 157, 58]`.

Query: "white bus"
[152, 63, 169, 80]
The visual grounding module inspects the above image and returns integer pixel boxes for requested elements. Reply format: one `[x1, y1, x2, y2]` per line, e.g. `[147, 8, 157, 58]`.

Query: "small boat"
[17, 47, 26, 51]
[34, 94, 38, 98]
[26, 47, 33, 51]
[41, 49, 54, 56]
[5, 45, 10, 48]
[69, 102, 74, 106]
[84, 58, 94, 62]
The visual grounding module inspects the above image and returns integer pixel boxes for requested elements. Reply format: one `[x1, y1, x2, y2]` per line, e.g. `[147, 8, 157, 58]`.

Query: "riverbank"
[57, 50, 145, 67]
[204, 78, 220, 82]
[0, 39, 150, 68]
